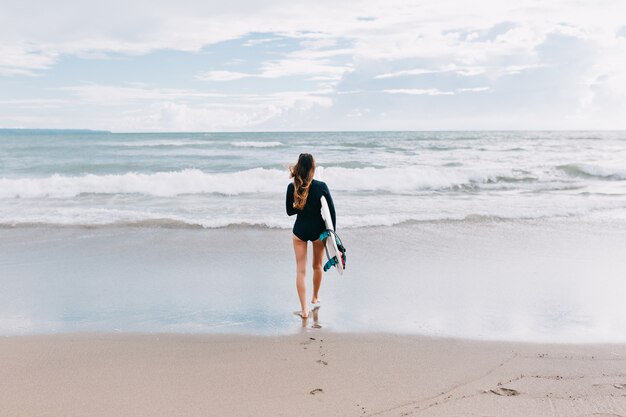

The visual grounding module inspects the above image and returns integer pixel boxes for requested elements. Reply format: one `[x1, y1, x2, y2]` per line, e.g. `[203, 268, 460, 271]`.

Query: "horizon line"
[2, 127, 625, 134]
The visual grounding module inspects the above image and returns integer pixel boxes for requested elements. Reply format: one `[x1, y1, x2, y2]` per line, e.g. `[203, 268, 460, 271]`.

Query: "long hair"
[290, 153, 315, 210]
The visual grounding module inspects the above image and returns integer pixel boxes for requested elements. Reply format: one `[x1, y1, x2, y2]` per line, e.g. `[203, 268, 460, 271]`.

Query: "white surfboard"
[320, 196, 344, 275]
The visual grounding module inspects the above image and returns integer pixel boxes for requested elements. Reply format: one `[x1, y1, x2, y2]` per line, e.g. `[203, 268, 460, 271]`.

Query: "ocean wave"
[0, 219, 286, 230]
[0, 169, 286, 198]
[2, 195, 624, 229]
[0, 166, 540, 199]
[316, 166, 516, 193]
[231, 141, 283, 148]
[0, 212, 594, 230]
[99, 140, 212, 147]
[0, 208, 289, 229]
[557, 163, 626, 180]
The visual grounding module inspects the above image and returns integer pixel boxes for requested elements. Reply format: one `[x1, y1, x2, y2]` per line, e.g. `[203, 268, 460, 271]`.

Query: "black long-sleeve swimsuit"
[286, 179, 336, 242]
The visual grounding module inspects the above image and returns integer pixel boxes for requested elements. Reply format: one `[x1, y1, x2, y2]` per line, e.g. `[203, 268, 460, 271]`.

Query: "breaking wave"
[0, 166, 533, 198]
[557, 163, 626, 180]
[231, 141, 283, 148]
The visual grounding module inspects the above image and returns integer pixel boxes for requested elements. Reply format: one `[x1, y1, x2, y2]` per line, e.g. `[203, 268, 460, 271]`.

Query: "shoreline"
[2, 332, 626, 416]
[2, 223, 626, 341]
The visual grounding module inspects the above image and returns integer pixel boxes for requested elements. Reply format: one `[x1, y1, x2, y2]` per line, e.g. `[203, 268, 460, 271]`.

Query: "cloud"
[383, 88, 455, 96]
[457, 87, 490, 93]
[374, 64, 544, 80]
[197, 55, 354, 83]
[196, 70, 253, 81]
[242, 37, 281, 47]
[2, 0, 612, 74]
[0, 44, 58, 76]
[375, 66, 487, 79]
[56, 84, 229, 103]
[382, 86, 490, 96]
[32, 82, 334, 131]
[0, 98, 69, 109]
[259, 58, 353, 80]
[116, 90, 334, 132]
[1, 0, 626, 130]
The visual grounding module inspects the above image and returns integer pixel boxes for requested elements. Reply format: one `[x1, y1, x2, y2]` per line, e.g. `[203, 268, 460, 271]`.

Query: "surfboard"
[320, 196, 344, 275]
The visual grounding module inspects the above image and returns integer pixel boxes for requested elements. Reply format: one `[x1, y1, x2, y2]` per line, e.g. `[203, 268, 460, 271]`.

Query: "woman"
[286, 153, 336, 319]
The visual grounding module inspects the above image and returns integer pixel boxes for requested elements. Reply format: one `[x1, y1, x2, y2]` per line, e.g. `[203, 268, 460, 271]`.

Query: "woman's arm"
[323, 183, 336, 230]
[286, 183, 297, 216]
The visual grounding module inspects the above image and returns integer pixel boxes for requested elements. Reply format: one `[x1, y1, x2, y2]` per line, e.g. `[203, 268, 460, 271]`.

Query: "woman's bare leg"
[292, 234, 309, 318]
[311, 238, 325, 304]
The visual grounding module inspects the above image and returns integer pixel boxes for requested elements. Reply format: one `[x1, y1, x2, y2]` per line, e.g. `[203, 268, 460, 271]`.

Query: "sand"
[2, 332, 626, 416]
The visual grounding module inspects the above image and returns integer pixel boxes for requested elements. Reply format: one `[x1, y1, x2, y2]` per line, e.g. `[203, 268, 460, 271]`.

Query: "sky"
[0, 0, 625, 132]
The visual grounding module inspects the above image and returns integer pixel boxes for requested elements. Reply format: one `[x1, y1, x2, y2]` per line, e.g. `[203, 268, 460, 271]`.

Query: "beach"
[2, 221, 625, 340]
[3, 332, 626, 416]
[1, 221, 626, 416]
[3, 0, 626, 412]
[1, 130, 626, 415]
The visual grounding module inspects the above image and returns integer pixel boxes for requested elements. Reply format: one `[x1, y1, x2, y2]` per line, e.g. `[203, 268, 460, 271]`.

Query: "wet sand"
[2, 332, 626, 417]
[2, 222, 626, 341]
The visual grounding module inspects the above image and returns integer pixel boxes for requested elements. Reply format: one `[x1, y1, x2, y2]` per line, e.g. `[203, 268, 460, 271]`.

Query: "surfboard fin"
[319, 229, 347, 272]
[323, 257, 338, 272]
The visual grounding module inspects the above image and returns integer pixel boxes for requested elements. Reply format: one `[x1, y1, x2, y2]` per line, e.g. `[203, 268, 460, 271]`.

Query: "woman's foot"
[294, 310, 309, 319]
[311, 298, 321, 310]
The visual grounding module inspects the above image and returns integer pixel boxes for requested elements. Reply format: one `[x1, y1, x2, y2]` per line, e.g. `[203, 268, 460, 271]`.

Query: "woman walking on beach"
[286, 153, 336, 319]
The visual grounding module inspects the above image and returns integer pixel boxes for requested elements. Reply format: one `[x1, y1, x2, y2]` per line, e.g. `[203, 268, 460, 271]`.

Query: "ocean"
[1, 130, 625, 228]
[1, 130, 625, 341]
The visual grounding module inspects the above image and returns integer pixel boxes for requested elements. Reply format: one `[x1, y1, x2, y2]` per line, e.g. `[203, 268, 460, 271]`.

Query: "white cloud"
[242, 37, 281, 47]
[346, 107, 371, 118]
[456, 87, 490, 93]
[0, 98, 69, 109]
[375, 68, 446, 79]
[122, 101, 276, 131]
[0, 44, 58, 76]
[259, 58, 353, 80]
[383, 88, 455, 96]
[197, 56, 354, 83]
[57, 84, 229, 103]
[2, 0, 626, 129]
[115, 90, 334, 132]
[196, 70, 253, 81]
[35, 82, 334, 131]
[374, 63, 545, 80]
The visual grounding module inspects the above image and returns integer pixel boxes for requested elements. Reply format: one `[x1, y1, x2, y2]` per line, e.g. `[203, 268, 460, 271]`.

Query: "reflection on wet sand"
[311, 305, 322, 329]
[2, 223, 626, 342]
[296, 305, 322, 329]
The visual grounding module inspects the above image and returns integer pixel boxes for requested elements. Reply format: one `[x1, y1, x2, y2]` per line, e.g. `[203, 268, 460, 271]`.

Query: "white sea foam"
[0, 166, 527, 199]
[557, 163, 626, 180]
[0, 169, 286, 198]
[99, 140, 212, 147]
[0, 205, 619, 229]
[231, 141, 283, 148]
[317, 166, 513, 192]
[0, 207, 290, 229]
[2, 130, 626, 229]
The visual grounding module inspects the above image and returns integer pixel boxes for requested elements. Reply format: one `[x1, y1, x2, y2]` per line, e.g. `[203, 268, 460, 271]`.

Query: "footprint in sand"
[316, 359, 328, 366]
[489, 387, 520, 396]
[592, 382, 626, 390]
[578, 414, 624, 417]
